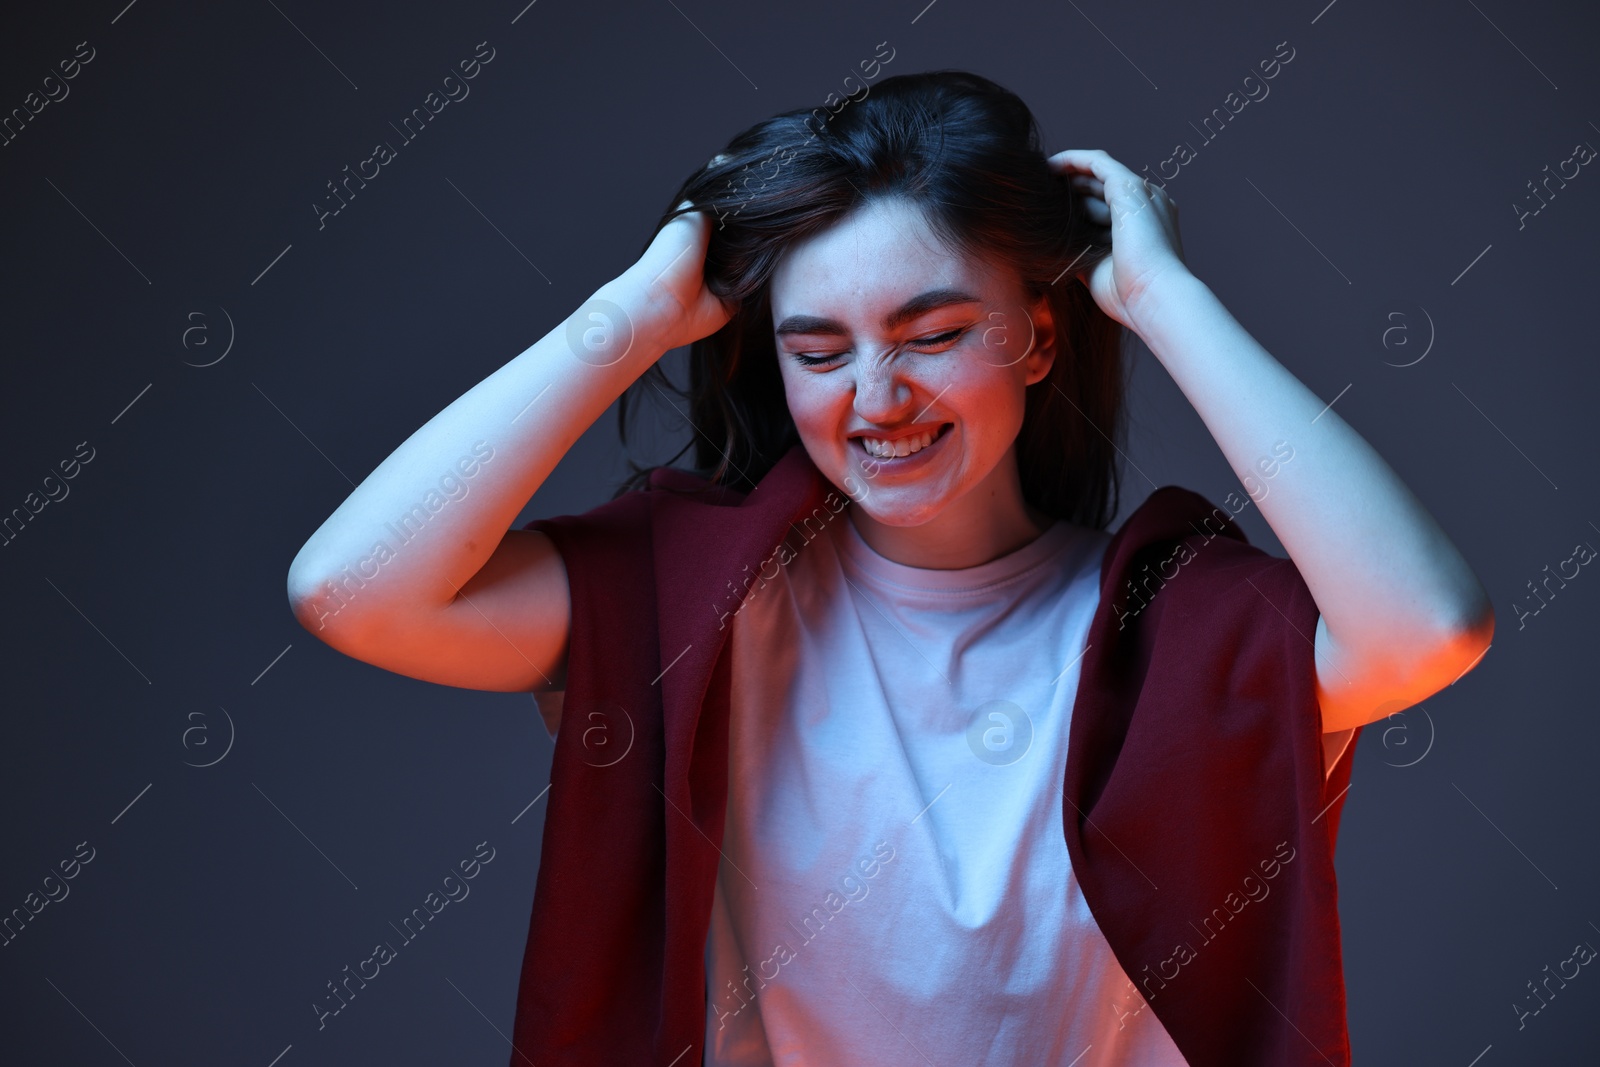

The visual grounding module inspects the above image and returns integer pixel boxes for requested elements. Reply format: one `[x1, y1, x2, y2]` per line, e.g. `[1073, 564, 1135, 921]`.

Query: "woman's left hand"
[1047, 149, 1192, 332]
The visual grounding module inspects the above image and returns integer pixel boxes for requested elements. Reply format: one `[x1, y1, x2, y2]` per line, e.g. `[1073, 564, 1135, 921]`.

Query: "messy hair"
[616, 68, 1128, 529]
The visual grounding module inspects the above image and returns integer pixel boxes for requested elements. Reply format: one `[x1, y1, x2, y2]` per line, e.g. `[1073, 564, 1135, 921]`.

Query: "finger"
[1047, 148, 1118, 178]
[1051, 150, 1149, 204]
[1069, 174, 1105, 196]
[668, 202, 716, 236]
[1054, 150, 1173, 242]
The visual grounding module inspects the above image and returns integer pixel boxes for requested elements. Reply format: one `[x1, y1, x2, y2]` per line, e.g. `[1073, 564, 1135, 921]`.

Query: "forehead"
[769, 198, 1011, 322]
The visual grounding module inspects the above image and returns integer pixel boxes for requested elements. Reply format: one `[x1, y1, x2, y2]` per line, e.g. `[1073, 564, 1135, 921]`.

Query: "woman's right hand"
[612, 200, 738, 353]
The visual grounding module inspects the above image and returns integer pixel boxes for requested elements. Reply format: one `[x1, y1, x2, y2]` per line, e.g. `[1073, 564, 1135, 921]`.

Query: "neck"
[845, 481, 1053, 570]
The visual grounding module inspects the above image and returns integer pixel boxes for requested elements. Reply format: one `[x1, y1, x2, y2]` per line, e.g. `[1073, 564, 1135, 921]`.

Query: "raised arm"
[1052, 149, 1494, 736]
[286, 204, 733, 693]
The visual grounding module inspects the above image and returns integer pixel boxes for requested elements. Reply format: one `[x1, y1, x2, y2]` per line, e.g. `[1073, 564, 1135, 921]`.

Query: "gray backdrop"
[2, 0, 1595, 1063]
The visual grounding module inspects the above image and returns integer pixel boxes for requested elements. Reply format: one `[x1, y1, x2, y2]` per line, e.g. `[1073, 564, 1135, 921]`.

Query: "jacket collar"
[649, 443, 829, 800]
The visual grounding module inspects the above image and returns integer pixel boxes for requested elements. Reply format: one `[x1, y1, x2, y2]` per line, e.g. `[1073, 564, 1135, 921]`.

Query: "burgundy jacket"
[510, 442, 1362, 1066]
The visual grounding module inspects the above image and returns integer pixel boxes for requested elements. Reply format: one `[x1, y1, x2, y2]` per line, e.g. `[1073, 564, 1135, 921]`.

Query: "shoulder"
[1100, 485, 1318, 682]
[518, 466, 743, 546]
[521, 445, 822, 604]
[1108, 484, 1255, 552]
[1103, 484, 1290, 600]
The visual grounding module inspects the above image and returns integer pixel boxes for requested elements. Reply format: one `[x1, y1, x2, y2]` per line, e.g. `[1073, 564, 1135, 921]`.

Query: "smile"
[851, 423, 953, 464]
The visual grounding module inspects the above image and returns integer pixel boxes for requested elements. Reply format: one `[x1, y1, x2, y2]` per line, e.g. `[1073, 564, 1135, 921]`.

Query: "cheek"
[945, 364, 1019, 417]
[780, 370, 842, 423]
[953, 372, 1030, 459]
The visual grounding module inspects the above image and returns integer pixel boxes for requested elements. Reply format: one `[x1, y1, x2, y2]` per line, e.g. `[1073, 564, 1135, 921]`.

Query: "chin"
[855, 504, 943, 528]
[838, 482, 953, 528]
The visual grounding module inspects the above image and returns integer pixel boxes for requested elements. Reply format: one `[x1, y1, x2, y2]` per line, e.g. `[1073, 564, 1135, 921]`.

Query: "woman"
[287, 71, 1493, 1065]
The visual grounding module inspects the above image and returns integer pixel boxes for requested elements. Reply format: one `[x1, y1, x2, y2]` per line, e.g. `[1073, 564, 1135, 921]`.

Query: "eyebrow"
[773, 287, 982, 338]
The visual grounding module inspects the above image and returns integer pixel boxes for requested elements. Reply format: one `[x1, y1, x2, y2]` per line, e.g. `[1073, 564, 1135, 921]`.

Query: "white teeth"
[860, 428, 937, 459]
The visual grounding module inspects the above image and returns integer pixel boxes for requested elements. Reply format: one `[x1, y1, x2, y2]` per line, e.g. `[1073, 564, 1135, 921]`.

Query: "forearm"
[286, 276, 667, 616]
[1129, 271, 1492, 659]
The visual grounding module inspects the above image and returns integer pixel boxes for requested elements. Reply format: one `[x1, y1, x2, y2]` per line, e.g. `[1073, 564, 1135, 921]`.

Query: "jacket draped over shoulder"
[509, 442, 1362, 1067]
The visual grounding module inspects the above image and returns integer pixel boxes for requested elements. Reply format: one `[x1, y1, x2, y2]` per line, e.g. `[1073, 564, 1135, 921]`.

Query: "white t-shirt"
[703, 505, 1191, 1066]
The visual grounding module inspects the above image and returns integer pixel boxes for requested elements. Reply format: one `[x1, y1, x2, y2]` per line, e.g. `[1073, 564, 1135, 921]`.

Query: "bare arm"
[1130, 271, 1494, 735]
[1052, 149, 1493, 738]
[286, 205, 732, 693]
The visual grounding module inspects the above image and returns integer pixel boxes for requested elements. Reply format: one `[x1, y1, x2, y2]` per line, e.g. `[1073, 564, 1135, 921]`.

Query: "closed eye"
[787, 327, 969, 367]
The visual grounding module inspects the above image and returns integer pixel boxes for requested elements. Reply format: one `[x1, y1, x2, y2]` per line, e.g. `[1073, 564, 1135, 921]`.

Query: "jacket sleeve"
[517, 489, 655, 740]
[1171, 518, 1364, 841]
[510, 488, 673, 1062]
[1073, 485, 1363, 1066]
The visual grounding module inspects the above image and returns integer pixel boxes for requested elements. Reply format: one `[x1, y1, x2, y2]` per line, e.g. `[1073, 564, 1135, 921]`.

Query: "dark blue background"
[1, 0, 1595, 1063]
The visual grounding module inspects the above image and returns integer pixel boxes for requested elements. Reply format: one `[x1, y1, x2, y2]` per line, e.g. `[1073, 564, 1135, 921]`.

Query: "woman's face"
[769, 197, 1057, 529]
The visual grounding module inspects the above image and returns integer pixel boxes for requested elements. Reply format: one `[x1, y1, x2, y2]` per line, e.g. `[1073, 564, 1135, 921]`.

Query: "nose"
[851, 352, 917, 426]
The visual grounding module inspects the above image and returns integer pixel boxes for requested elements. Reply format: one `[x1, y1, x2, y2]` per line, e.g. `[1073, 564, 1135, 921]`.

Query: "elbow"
[288, 562, 402, 654]
[1394, 585, 1494, 694]
[286, 544, 364, 640]
[1321, 598, 1495, 732]
[1439, 596, 1495, 684]
[287, 567, 352, 643]
[286, 549, 322, 623]
[1381, 587, 1495, 677]
[288, 581, 336, 640]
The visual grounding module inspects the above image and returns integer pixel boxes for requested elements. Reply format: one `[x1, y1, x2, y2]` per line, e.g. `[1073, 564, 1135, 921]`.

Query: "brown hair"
[616, 69, 1129, 529]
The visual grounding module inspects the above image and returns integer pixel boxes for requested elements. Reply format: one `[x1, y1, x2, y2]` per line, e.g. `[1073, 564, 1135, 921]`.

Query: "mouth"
[849, 422, 954, 468]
